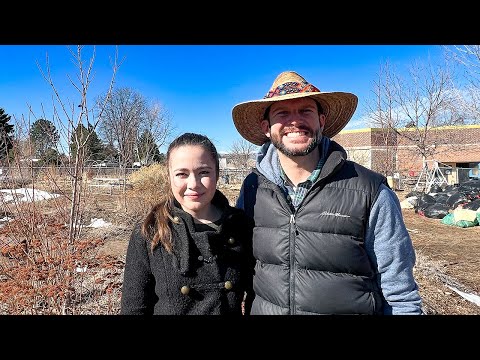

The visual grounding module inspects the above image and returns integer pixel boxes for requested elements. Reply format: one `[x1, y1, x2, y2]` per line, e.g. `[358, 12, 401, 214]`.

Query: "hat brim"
[232, 91, 358, 146]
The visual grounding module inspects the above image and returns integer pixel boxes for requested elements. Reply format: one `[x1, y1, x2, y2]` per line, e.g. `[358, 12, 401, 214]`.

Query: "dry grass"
[81, 186, 480, 315]
[126, 163, 169, 221]
[1, 171, 479, 314]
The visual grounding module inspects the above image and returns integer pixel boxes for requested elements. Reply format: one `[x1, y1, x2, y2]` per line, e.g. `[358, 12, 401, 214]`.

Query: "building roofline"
[338, 124, 480, 134]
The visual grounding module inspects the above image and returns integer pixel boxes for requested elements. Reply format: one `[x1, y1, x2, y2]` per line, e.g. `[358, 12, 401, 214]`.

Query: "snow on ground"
[86, 218, 112, 228]
[0, 188, 61, 203]
[0, 188, 114, 231]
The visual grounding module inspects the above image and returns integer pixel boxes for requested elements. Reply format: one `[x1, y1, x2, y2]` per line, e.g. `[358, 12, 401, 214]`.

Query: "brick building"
[333, 125, 480, 186]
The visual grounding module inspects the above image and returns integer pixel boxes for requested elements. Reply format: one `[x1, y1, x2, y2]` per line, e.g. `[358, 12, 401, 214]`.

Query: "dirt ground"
[83, 186, 480, 315]
[4, 185, 477, 315]
[401, 204, 480, 315]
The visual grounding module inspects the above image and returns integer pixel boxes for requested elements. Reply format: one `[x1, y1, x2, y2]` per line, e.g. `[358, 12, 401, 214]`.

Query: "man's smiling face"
[261, 97, 326, 157]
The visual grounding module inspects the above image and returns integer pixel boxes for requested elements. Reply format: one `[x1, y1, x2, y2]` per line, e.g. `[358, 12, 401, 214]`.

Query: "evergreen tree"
[157, 153, 166, 164]
[70, 123, 85, 160]
[0, 108, 15, 161]
[137, 129, 161, 164]
[30, 119, 59, 159]
[102, 143, 119, 162]
[70, 123, 105, 161]
[86, 123, 105, 160]
[44, 148, 62, 165]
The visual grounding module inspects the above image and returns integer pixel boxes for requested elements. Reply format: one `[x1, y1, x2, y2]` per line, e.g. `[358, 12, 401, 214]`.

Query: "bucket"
[387, 176, 394, 189]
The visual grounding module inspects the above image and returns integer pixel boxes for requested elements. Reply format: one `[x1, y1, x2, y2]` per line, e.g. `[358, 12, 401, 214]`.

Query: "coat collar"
[170, 190, 232, 275]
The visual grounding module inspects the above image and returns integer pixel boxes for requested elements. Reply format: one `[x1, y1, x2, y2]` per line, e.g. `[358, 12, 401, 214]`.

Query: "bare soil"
[401, 206, 480, 314]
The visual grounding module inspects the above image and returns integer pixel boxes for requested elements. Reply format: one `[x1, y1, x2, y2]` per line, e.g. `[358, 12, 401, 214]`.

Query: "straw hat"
[232, 71, 358, 146]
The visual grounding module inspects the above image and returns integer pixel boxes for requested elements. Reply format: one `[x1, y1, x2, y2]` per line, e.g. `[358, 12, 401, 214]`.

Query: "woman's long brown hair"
[141, 133, 219, 253]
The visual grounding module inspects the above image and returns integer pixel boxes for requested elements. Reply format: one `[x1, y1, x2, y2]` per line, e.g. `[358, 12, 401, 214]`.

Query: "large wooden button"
[224, 281, 233, 290]
[180, 285, 190, 295]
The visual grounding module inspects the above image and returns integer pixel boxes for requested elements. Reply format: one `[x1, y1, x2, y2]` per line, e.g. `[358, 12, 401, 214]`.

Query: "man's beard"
[271, 129, 321, 157]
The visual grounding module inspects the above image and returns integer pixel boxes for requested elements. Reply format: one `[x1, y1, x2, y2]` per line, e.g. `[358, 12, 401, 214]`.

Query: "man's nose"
[288, 110, 304, 124]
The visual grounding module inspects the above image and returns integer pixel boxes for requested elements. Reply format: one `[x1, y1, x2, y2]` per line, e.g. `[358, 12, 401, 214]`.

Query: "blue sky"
[0, 45, 445, 153]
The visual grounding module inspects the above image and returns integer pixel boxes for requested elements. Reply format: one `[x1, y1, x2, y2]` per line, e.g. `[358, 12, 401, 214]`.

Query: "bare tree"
[229, 138, 257, 171]
[365, 58, 465, 181]
[0, 45, 123, 314]
[97, 87, 144, 168]
[364, 61, 399, 177]
[96, 88, 173, 211]
[98, 91, 173, 166]
[36, 45, 122, 244]
[11, 127, 33, 162]
[136, 101, 173, 165]
[443, 45, 480, 123]
[96, 87, 142, 212]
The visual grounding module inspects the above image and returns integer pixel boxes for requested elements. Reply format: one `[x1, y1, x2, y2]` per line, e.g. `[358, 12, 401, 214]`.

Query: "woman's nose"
[187, 174, 200, 188]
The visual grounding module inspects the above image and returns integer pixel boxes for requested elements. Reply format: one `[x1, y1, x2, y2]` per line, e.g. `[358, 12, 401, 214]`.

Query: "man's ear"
[319, 114, 326, 130]
[260, 119, 271, 138]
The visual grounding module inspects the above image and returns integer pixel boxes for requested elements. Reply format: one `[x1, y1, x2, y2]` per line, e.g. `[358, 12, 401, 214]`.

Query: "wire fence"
[219, 168, 253, 185]
[0, 165, 254, 196]
[0, 165, 139, 195]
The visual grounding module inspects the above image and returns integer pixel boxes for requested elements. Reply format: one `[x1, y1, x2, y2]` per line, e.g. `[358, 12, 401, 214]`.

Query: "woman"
[120, 133, 255, 315]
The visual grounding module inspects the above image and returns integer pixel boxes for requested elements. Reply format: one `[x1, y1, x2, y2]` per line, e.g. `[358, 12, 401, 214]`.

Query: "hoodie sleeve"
[365, 184, 424, 315]
[236, 179, 246, 211]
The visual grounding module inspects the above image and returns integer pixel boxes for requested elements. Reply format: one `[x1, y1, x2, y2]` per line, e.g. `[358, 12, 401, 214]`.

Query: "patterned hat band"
[264, 81, 321, 99]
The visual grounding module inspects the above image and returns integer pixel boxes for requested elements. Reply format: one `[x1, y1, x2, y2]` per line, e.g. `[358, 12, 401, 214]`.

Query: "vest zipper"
[290, 214, 298, 235]
[289, 213, 297, 314]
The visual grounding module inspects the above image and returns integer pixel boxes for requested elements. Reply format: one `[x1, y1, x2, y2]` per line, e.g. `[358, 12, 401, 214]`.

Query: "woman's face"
[168, 144, 217, 218]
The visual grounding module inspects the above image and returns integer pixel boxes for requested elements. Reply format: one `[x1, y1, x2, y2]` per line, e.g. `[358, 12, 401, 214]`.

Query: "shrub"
[126, 163, 169, 219]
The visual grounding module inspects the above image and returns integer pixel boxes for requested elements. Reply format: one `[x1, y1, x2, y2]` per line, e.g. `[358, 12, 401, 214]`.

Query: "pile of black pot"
[405, 179, 480, 219]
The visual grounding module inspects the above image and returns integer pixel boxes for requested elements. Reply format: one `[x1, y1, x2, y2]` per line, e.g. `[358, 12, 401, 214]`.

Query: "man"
[232, 71, 423, 315]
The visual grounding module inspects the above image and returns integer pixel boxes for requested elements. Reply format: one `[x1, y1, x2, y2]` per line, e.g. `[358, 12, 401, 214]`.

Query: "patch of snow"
[0, 188, 60, 203]
[86, 218, 112, 228]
